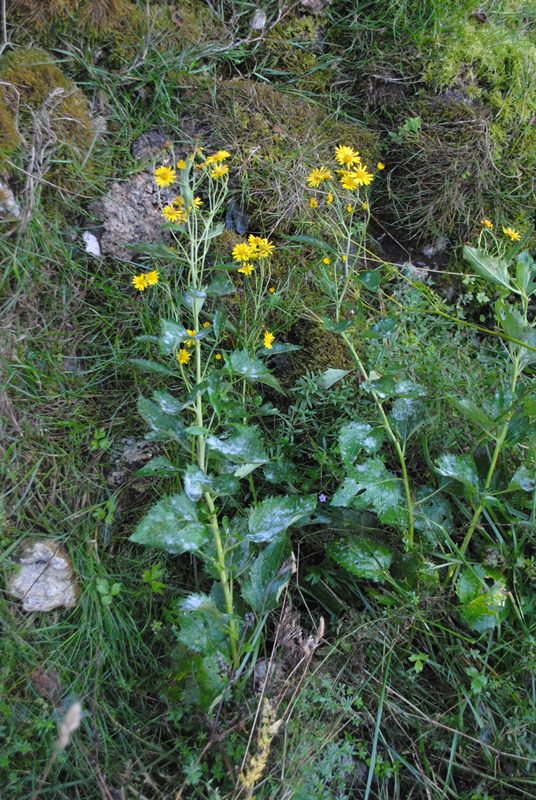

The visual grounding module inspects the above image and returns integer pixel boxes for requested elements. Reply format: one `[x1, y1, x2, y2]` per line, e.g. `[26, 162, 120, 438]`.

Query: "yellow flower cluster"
[306, 145, 379, 211]
[232, 235, 276, 276]
[131, 271, 159, 291]
[480, 219, 522, 241]
[162, 194, 204, 224]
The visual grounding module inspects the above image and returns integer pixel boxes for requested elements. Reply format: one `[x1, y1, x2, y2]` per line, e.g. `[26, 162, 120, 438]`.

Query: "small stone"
[8, 540, 78, 612]
[82, 231, 101, 257]
[250, 9, 267, 30]
[0, 178, 21, 220]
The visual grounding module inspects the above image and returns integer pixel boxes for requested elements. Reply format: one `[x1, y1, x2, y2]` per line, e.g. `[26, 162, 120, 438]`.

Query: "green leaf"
[248, 494, 316, 543]
[206, 221, 225, 240]
[229, 349, 284, 393]
[206, 274, 235, 297]
[137, 396, 185, 442]
[130, 493, 209, 554]
[211, 474, 240, 496]
[318, 368, 351, 389]
[339, 421, 384, 467]
[242, 537, 293, 612]
[435, 453, 480, 492]
[130, 358, 176, 377]
[495, 301, 536, 369]
[356, 270, 382, 292]
[326, 537, 392, 582]
[414, 488, 453, 544]
[514, 251, 536, 296]
[159, 319, 188, 354]
[389, 398, 424, 443]
[463, 246, 513, 293]
[183, 466, 211, 501]
[138, 456, 181, 477]
[507, 465, 535, 492]
[152, 391, 183, 415]
[284, 234, 337, 254]
[451, 398, 494, 432]
[362, 375, 425, 400]
[206, 426, 268, 465]
[456, 565, 508, 633]
[332, 459, 404, 526]
[321, 316, 353, 333]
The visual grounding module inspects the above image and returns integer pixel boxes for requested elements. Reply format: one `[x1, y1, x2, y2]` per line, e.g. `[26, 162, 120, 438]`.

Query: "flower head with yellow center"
[132, 274, 147, 291]
[192, 196, 203, 209]
[307, 167, 332, 188]
[162, 204, 186, 223]
[309, 197, 319, 209]
[154, 165, 176, 187]
[254, 237, 275, 258]
[177, 348, 191, 365]
[352, 164, 374, 186]
[326, 191, 334, 205]
[376, 161, 385, 170]
[185, 329, 197, 347]
[232, 242, 254, 262]
[238, 263, 254, 276]
[502, 226, 521, 241]
[145, 270, 159, 286]
[322, 257, 331, 265]
[210, 164, 229, 179]
[480, 218, 493, 229]
[335, 145, 361, 167]
[177, 159, 186, 169]
[346, 203, 353, 213]
[339, 171, 360, 191]
[263, 331, 275, 350]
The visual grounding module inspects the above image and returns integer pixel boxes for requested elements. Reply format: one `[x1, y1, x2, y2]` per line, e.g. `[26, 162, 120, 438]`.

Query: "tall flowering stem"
[306, 147, 415, 548]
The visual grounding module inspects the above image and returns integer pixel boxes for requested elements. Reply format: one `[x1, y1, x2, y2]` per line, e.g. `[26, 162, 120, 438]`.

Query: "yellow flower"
[145, 270, 159, 286]
[162, 204, 186, 223]
[307, 167, 332, 188]
[202, 321, 211, 328]
[255, 237, 275, 258]
[214, 353, 222, 360]
[238, 263, 254, 276]
[339, 171, 360, 191]
[210, 164, 229, 179]
[481, 218, 494, 229]
[192, 196, 203, 209]
[232, 242, 254, 262]
[502, 226, 521, 241]
[154, 165, 176, 187]
[177, 348, 191, 365]
[268, 287, 276, 294]
[172, 195, 185, 207]
[323, 257, 331, 265]
[213, 149, 231, 162]
[184, 329, 197, 347]
[335, 145, 361, 166]
[326, 191, 334, 205]
[346, 203, 353, 213]
[341, 255, 347, 262]
[177, 159, 186, 169]
[263, 331, 275, 349]
[376, 162, 385, 170]
[132, 274, 147, 291]
[361, 201, 369, 211]
[309, 197, 319, 209]
[352, 164, 374, 186]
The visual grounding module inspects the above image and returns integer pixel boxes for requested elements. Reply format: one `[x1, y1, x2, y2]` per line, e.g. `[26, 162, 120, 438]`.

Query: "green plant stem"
[342, 333, 415, 548]
[204, 490, 239, 665]
[447, 352, 521, 584]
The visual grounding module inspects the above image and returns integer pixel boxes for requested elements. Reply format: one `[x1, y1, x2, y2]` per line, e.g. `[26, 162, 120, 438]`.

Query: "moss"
[265, 14, 334, 92]
[0, 48, 94, 152]
[182, 80, 379, 232]
[0, 97, 21, 158]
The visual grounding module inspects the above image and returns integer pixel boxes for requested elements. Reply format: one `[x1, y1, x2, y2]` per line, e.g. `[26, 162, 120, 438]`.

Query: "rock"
[8, 540, 78, 612]
[0, 178, 21, 220]
[131, 129, 172, 161]
[82, 231, 101, 257]
[250, 9, 267, 30]
[106, 437, 160, 489]
[90, 171, 165, 260]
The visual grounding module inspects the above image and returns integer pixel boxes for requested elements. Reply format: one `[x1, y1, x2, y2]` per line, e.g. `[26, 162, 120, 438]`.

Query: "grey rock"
[8, 540, 78, 612]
